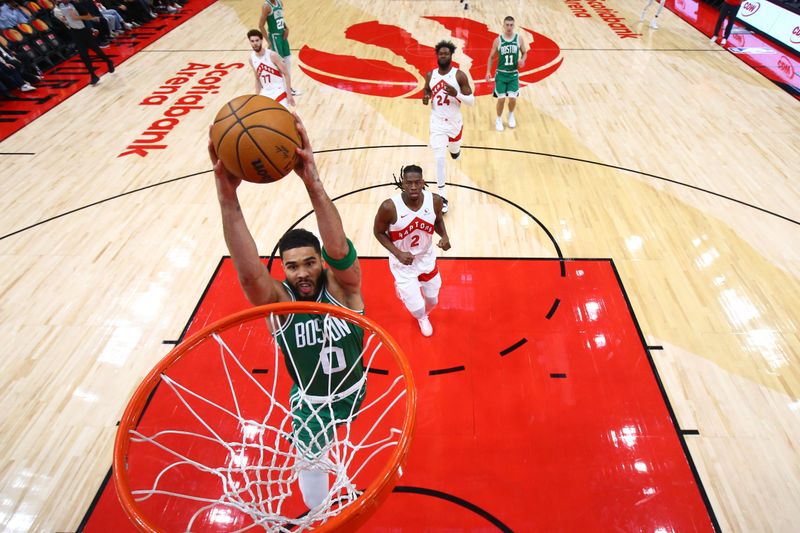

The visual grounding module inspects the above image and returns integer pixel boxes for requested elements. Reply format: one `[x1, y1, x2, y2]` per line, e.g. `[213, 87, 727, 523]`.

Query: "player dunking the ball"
[373, 165, 451, 337]
[423, 40, 474, 214]
[210, 114, 363, 510]
[248, 29, 294, 107]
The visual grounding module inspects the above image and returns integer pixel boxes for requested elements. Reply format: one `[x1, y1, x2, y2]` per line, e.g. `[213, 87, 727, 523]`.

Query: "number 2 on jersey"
[410, 235, 420, 247]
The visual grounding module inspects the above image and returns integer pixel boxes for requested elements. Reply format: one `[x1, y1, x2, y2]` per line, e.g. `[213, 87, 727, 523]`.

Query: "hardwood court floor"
[0, 0, 798, 531]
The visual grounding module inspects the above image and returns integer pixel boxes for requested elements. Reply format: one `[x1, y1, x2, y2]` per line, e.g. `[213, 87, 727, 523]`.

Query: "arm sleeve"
[457, 93, 475, 106]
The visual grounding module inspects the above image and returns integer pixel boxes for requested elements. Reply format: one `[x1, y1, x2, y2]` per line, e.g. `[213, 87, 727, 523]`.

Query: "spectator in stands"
[76, 0, 111, 46]
[0, 50, 35, 93]
[0, 43, 40, 85]
[100, 0, 151, 27]
[94, 0, 130, 36]
[0, 1, 30, 29]
[710, 0, 743, 46]
[53, 0, 114, 85]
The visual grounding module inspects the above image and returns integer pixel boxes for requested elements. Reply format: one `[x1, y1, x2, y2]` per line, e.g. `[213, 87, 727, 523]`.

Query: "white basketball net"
[126, 311, 409, 532]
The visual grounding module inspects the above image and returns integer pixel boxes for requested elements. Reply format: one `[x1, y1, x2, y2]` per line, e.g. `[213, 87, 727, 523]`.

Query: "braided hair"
[392, 164, 425, 190]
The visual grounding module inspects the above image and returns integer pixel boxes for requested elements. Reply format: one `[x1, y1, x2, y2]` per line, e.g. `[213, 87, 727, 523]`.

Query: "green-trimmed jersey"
[274, 276, 365, 397]
[496, 33, 520, 74]
[265, 0, 285, 34]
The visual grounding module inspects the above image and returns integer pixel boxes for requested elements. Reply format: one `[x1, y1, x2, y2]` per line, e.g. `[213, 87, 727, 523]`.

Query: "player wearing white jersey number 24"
[422, 40, 474, 214]
[373, 165, 451, 337]
[247, 29, 295, 107]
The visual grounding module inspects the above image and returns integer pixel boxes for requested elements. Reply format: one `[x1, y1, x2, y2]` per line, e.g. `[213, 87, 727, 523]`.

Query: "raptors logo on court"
[298, 17, 563, 98]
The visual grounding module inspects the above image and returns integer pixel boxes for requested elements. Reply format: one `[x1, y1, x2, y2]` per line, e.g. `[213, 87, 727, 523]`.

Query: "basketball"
[210, 95, 301, 183]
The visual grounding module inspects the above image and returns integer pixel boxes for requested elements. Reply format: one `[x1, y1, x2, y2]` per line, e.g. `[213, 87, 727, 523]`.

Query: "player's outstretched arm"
[373, 200, 414, 265]
[208, 133, 284, 305]
[291, 113, 362, 299]
[433, 195, 451, 250]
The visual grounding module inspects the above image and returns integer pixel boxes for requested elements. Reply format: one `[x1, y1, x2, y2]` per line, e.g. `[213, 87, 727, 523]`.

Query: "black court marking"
[550, 373, 568, 378]
[0, 152, 35, 155]
[162, 340, 179, 345]
[269, 176, 565, 275]
[649, 345, 664, 350]
[546, 298, 561, 319]
[609, 259, 721, 532]
[681, 429, 701, 435]
[6, 143, 791, 242]
[460, 144, 800, 227]
[393, 486, 513, 532]
[500, 338, 527, 356]
[252, 368, 269, 374]
[0, 169, 211, 241]
[368, 367, 389, 375]
[428, 365, 465, 376]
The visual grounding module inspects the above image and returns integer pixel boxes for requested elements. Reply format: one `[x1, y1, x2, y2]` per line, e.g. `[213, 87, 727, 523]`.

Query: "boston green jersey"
[496, 34, 520, 73]
[265, 0, 285, 34]
[273, 275, 365, 398]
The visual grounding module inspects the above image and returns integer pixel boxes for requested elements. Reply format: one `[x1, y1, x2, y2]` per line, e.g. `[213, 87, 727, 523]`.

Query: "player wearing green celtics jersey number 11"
[209, 112, 362, 510]
[485, 16, 529, 132]
[259, 0, 301, 95]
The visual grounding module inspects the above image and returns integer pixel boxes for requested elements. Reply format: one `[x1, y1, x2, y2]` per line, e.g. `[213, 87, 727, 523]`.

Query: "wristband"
[322, 238, 357, 270]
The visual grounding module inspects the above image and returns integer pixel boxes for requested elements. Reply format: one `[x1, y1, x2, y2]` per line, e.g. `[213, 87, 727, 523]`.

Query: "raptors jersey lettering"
[388, 190, 437, 278]
[429, 67, 463, 132]
[250, 50, 287, 104]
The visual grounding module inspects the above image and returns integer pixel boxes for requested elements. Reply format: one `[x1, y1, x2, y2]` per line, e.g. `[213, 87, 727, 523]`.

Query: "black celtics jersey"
[273, 275, 365, 397]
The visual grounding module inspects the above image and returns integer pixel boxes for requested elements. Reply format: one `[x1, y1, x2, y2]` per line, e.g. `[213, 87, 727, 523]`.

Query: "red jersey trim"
[389, 216, 435, 241]
[449, 127, 463, 142]
[418, 266, 439, 282]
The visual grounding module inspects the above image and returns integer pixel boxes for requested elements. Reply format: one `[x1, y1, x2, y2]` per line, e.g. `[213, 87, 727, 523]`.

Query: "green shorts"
[493, 71, 520, 98]
[289, 383, 366, 458]
[269, 32, 291, 58]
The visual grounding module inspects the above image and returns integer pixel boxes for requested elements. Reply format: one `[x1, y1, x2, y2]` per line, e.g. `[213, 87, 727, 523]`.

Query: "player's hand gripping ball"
[210, 95, 302, 183]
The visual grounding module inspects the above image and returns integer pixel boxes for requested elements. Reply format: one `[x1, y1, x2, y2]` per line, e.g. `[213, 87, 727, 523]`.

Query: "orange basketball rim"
[114, 301, 417, 532]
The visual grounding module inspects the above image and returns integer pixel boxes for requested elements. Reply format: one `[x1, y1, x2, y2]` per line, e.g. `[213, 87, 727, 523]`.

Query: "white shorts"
[430, 119, 463, 151]
[260, 87, 289, 107]
[392, 265, 442, 304]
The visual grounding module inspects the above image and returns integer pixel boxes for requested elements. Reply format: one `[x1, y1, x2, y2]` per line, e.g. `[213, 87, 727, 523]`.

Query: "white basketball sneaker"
[508, 113, 516, 128]
[441, 197, 449, 214]
[719, 38, 726, 46]
[649, 18, 658, 29]
[418, 316, 433, 337]
[495, 117, 504, 131]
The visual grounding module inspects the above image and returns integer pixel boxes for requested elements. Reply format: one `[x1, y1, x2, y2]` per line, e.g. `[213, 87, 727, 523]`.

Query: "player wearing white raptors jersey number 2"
[422, 40, 474, 214]
[247, 29, 295, 107]
[373, 165, 451, 337]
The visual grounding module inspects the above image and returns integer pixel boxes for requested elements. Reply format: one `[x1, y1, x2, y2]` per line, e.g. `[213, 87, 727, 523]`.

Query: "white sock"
[436, 155, 446, 192]
[424, 296, 438, 314]
[298, 468, 328, 509]
[408, 306, 426, 320]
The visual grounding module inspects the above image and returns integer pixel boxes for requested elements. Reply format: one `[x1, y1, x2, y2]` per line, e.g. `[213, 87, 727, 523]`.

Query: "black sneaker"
[107, 61, 115, 73]
[450, 150, 460, 160]
[90, 75, 100, 85]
